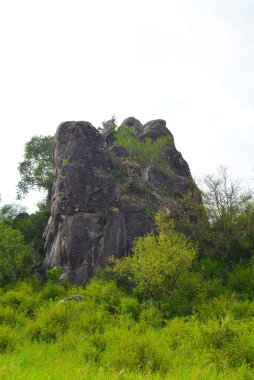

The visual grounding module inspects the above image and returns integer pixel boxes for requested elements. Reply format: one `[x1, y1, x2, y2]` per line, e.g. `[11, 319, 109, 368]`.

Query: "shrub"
[0, 305, 25, 328]
[46, 267, 62, 283]
[27, 303, 72, 343]
[102, 327, 170, 372]
[228, 263, 254, 299]
[112, 213, 196, 300]
[0, 282, 40, 317]
[119, 297, 140, 321]
[115, 126, 173, 182]
[0, 325, 19, 353]
[0, 225, 34, 286]
[39, 281, 67, 301]
[139, 302, 165, 327]
[84, 278, 123, 314]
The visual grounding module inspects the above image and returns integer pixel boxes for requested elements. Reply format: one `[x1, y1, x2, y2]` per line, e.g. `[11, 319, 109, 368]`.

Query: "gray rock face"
[60, 294, 83, 303]
[140, 119, 170, 141]
[121, 117, 144, 135]
[43, 118, 197, 284]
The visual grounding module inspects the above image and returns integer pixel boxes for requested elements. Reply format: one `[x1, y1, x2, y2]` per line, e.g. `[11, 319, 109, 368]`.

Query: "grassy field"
[1, 279, 254, 380]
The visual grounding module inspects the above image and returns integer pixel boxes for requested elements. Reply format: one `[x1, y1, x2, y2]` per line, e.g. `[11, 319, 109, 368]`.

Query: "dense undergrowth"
[1, 270, 254, 380]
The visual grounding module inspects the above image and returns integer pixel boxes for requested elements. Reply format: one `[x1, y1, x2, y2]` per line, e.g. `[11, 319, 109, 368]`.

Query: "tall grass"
[0, 278, 254, 379]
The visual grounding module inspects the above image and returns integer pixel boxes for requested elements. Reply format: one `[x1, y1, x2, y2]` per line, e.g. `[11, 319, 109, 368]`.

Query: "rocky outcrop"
[43, 118, 198, 283]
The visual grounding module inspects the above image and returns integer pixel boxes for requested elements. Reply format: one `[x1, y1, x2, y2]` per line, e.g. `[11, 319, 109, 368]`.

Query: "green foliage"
[200, 166, 254, 262]
[17, 135, 53, 199]
[47, 267, 62, 283]
[143, 203, 155, 219]
[115, 126, 173, 180]
[0, 325, 19, 353]
[2, 129, 254, 378]
[11, 200, 51, 259]
[115, 126, 140, 157]
[0, 225, 35, 286]
[98, 117, 118, 143]
[39, 281, 67, 301]
[0, 203, 27, 226]
[112, 213, 196, 299]
[119, 297, 140, 321]
[0, 200, 50, 273]
[1, 278, 254, 378]
[227, 262, 254, 299]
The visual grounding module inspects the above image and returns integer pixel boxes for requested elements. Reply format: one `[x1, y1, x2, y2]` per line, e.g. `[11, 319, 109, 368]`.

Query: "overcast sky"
[0, 0, 254, 212]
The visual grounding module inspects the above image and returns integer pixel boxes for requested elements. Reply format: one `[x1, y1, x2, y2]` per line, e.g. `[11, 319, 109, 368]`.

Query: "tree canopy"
[17, 135, 53, 199]
[0, 224, 35, 286]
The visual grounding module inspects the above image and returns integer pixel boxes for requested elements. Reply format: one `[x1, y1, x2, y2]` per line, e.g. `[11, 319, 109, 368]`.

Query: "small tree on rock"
[115, 127, 173, 183]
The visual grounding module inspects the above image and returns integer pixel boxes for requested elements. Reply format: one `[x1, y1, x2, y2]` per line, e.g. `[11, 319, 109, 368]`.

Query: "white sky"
[0, 0, 254, 212]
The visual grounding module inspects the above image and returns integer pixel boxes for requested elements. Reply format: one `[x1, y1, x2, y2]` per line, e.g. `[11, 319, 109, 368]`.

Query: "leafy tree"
[169, 188, 208, 245]
[0, 203, 27, 226]
[201, 166, 252, 225]
[17, 135, 53, 199]
[12, 200, 51, 258]
[115, 126, 140, 158]
[0, 197, 50, 264]
[115, 126, 173, 182]
[111, 213, 196, 300]
[200, 166, 254, 261]
[0, 224, 35, 286]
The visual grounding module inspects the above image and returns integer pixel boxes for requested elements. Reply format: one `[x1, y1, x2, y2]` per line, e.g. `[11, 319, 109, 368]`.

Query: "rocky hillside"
[43, 117, 198, 283]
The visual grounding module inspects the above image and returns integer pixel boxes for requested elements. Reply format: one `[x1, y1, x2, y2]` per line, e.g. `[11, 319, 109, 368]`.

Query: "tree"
[201, 166, 252, 224]
[111, 213, 196, 300]
[0, 203, 27, 226]
[0, 224, 35, 285]
[0, 196, 50, 261]
[17, 135, 53, 199]
[200, 166, 254, 261]
[12, 200, 51, 259]
[115, 126, 173, 182]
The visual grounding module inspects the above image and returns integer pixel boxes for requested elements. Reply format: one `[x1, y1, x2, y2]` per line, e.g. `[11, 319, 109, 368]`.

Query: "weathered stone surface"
[164, 147, 191, 178]
[121, 117, 143, 135]
[140, 119, 170, 141]
[109, 144, 128, 158]
[43, 118, 198, 284]
[60, 294, 83, 303]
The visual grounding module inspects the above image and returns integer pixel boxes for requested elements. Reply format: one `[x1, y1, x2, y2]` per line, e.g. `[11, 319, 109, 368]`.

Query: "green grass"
[1, 279, 254, 379]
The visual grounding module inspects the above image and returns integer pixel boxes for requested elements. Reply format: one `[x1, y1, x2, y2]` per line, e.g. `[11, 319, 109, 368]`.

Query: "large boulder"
[140, 119, 170, 140]
[43, 118, 198, 283]
[121, 117, 144, 136]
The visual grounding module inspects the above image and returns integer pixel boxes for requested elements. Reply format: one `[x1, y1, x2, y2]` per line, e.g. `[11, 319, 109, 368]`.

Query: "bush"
[139, 302, 165, 327]
[84, 278, 123, 314]
[200, 316, 254, 368]
[112, 213, 196, 300]
[27, 303, 72, 343]
[102, 327, 170, 372]
[0, 325, 19, 353]
[228, 263, 254, 299]
[0, 305, 25, 328]
[119, 297, 140, 321]
[0, 282, 40, 317]
[0, 225, 34, 286]
[39, 281, 67, 301]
